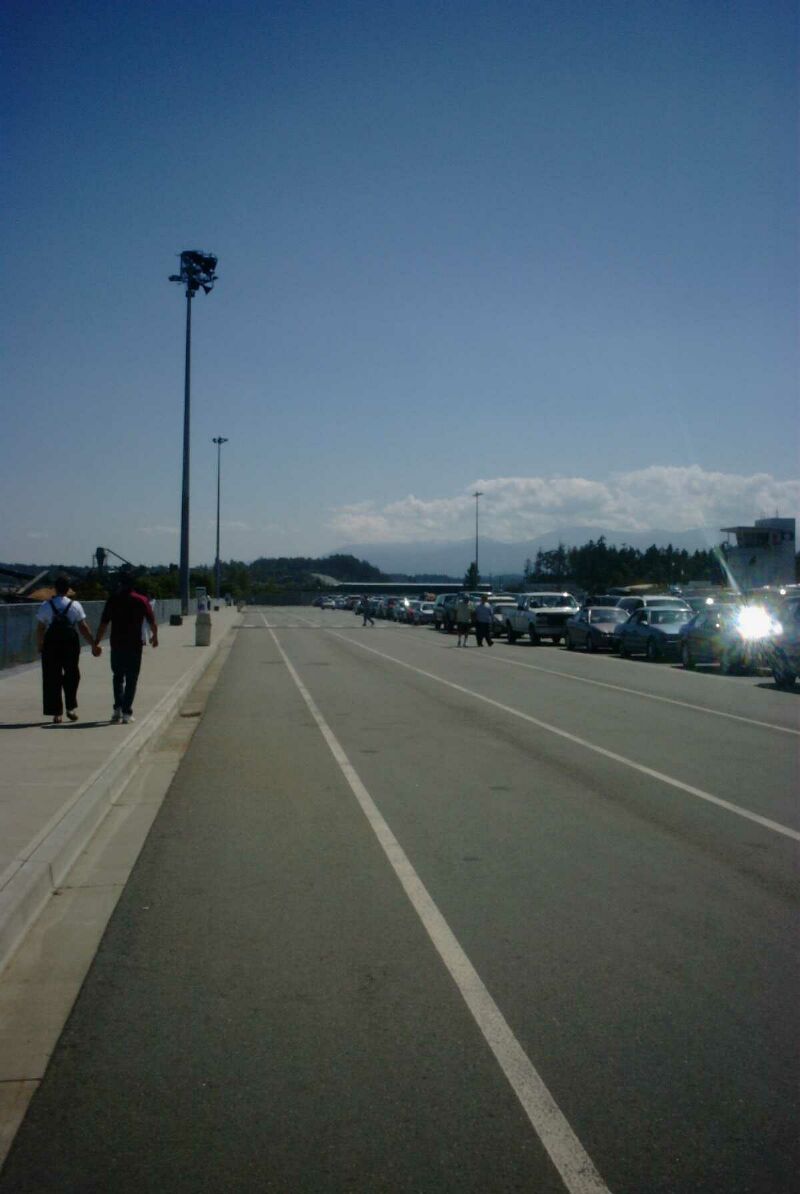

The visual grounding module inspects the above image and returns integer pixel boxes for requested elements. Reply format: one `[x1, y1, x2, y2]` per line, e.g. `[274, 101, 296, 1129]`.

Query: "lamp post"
[473, 490, 484, 583]
[212, 436, 228, 602]
[169, 250, 218, 614]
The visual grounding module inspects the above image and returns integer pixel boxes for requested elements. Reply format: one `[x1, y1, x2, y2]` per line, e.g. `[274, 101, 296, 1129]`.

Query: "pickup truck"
[505, 592, 581, 644]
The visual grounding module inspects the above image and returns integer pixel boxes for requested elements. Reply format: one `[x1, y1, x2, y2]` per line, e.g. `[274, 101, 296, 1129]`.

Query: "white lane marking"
[325, 629, 800, 844]
[261, 614, 612, 1194]
[288, 612, 798, 738]
[490, 653, 800, 737]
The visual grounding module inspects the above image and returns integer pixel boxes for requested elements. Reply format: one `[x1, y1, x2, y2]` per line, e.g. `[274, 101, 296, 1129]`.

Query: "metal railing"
[0, 599, 198, 670]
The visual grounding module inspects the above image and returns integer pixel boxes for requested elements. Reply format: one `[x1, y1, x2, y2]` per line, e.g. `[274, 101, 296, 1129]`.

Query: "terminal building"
[720, 517, 796, 589]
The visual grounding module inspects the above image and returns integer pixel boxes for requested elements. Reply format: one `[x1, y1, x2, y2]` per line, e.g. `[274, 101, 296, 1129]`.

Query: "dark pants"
[110, 647, 143, 714]
[41, 639, 81, 716]
[474, 620, 493, 646]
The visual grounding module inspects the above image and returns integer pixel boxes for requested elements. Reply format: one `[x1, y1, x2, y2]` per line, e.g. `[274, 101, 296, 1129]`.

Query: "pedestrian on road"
[473, 594, 494, 647]
[455, 593, 473, 647]
[94, 571, 158, 724]
[36, 575, 101, 724]
[361, 596, 375, 626]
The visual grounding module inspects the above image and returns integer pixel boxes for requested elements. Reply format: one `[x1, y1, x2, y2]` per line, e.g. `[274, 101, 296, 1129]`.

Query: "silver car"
[616, 606, 693, 661]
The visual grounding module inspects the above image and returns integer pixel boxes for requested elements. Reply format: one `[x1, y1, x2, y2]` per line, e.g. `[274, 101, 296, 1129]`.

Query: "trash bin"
[195, 611, 212, 646]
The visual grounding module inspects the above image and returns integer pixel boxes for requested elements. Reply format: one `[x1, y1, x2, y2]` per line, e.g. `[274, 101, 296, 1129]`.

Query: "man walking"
[94, 572, 158, 724]
[361, 596, 375, 626]
[473, 594, 494, 647]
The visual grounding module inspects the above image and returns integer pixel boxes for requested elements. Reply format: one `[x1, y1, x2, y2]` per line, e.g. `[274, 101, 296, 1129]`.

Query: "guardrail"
[0, 599, 198, 670]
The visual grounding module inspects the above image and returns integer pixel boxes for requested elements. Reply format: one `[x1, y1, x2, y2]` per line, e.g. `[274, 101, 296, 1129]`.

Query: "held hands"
[91, 643, 102, 657]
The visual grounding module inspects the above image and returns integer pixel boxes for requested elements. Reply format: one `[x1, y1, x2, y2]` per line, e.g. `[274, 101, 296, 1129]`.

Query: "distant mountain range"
[336, 527, 724, 578]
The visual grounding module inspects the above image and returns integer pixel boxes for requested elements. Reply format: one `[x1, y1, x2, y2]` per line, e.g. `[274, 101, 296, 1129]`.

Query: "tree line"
[520, 538, 729, 592]
[64, 554, 386, 602]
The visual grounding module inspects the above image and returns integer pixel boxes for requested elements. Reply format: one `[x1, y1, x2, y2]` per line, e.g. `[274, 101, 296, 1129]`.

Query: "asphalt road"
[2, 609, 798, 1193]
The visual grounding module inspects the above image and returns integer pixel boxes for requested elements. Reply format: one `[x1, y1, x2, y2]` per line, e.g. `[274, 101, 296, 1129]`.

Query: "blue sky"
[3, 0, 797, 566]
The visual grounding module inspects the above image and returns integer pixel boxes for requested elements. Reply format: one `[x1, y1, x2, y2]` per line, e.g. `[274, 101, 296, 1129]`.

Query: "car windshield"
[650, 610, 691, 625]
[590, 608, 628, 623]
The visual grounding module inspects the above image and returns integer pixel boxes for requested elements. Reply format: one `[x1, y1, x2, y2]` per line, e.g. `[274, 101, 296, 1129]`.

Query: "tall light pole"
[169, 250, 218, 614]
[473, 490, 484, 583]
[212, 436, 228, 602]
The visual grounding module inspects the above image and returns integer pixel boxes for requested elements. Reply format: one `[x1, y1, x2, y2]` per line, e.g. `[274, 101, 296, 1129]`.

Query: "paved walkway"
[0, 607, 241, 973]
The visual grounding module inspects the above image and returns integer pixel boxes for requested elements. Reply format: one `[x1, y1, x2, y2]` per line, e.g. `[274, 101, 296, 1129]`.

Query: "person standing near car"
[36, 574, 101, 723]
[94, 571, 158, 724]
[455, 593, 473, 647]
[473, 594, 494, 647]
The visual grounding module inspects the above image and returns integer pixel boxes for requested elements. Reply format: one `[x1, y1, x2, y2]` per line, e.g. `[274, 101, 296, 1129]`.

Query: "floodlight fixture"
[169, 250, 218, 297]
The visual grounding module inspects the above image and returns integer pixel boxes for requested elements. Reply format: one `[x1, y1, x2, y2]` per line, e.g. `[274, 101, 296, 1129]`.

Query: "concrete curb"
[0, 618, 240, 975]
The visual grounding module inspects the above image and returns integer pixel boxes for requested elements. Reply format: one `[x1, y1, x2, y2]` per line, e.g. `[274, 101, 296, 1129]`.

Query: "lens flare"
[735, 605, 781, 641]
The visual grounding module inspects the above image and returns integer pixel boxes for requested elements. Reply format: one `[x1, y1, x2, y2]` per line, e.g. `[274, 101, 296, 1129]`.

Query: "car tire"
[647, 639, 659, 662]
[682, 643, 695, 669]
[551, 635, 562, 645]
[585, 636, 596, 653]
[506, 623, 517, 644]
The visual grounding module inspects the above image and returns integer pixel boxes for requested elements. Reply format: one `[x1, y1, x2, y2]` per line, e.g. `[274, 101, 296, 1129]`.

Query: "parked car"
[565, 606, 629, 651]
[505, 593, 581, 644]
[413, 601, 436, 625]
[581, 595, 621, 608]
[433, 594, 460, 632]
[683, 594, 738, 614]
[615, 594, 692, 614]
[488, 596, 518, 638]
[616, 606, 693, 660]
[609, 594, 691, 650]
[678, 604, 771, 673]
[763, 600, 800, 688]
[391, 598, 412, 622]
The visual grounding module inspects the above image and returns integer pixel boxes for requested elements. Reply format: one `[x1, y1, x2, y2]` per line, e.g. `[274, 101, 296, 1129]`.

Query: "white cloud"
[328, 467, 800, 543]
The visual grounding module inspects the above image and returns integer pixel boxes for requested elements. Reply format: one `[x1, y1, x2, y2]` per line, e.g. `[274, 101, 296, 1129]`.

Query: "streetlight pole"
[473, 490, 484, 583]
[212, 436, 228, 602]
[169, 251, 218, 615]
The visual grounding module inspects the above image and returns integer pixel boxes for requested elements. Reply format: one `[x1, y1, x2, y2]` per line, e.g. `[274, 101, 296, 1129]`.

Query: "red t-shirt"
[100, 590, 155, 650]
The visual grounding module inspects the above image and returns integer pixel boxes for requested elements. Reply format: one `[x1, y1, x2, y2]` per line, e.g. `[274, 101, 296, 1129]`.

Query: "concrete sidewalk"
[0, 607, 241, 974]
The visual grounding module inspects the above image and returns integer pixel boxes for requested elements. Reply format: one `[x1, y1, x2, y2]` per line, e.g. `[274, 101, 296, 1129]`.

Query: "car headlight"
[735, 606, 781, 641]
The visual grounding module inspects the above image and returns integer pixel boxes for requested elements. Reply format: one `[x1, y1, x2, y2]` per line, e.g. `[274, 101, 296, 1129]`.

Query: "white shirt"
[474, 600, 494, 623]
[36, 595, 87, 626]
